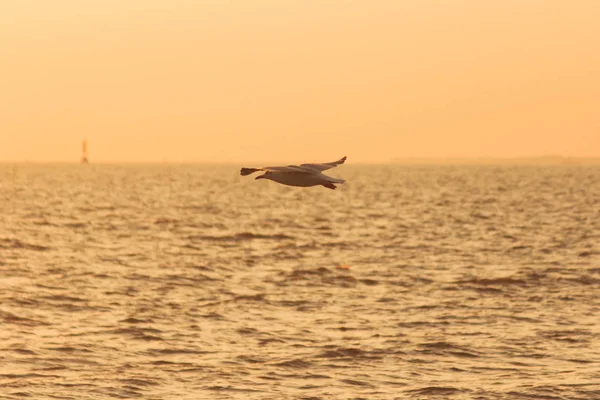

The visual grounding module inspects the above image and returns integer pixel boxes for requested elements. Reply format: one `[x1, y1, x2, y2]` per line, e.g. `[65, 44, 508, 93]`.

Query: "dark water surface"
[1, 164, 599, 399]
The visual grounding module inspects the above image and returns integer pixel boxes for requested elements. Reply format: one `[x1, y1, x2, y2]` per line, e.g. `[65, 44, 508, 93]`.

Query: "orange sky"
[1, 0, 599, 163]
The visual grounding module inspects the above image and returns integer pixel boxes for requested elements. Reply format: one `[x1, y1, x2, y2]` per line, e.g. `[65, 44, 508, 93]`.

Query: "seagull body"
[241, 156, 347, 190]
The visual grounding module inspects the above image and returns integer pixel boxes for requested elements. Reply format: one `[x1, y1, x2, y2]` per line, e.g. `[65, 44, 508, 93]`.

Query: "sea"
[1, 163, 599, 399]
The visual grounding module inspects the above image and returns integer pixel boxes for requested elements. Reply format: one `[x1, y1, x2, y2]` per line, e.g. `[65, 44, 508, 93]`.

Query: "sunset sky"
[2, 0, 599, 163]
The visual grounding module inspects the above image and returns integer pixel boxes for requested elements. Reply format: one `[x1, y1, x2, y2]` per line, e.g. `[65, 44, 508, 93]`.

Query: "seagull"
[240, 156, 347, 190]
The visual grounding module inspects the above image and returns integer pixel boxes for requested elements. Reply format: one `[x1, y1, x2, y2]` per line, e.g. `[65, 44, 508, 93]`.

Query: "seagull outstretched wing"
[297, 156, 347, 173]
[241, 156, 346, 176]
[240, 165, 307, 176]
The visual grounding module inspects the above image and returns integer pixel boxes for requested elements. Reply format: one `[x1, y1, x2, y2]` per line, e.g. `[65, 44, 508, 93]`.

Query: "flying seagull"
[240, 156, 347, 190]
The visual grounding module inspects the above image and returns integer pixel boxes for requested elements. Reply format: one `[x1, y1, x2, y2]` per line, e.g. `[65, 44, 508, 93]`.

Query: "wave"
[187, 232, 295, 241]
[0, 237, 50, 251]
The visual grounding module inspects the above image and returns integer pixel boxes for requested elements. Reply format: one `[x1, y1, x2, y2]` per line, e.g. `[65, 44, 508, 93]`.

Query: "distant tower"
[81, 140, 89, 164]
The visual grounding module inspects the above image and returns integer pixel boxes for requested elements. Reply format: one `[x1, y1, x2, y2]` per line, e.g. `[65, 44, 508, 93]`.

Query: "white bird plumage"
[240, 156, 347, 190]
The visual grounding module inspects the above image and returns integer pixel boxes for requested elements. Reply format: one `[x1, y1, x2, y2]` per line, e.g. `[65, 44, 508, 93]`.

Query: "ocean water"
[1, 163, 599, 399]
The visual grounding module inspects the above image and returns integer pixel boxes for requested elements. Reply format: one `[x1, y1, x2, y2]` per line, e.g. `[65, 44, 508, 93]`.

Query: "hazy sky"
[2, 0, 599, 162]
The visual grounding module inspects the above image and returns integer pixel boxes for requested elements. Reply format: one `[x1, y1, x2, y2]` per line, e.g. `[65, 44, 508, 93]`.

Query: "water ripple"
[0, 164, 598, 399]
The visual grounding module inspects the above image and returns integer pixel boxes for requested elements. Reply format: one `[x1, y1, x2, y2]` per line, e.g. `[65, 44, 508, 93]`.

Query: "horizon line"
[1, 155, 600, 165]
